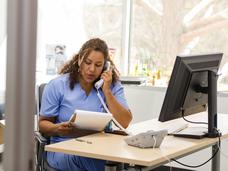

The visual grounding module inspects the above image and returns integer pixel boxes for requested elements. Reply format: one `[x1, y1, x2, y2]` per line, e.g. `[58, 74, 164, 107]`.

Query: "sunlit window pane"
[130, 0, 228, 88]
[37, 0, 123, 83]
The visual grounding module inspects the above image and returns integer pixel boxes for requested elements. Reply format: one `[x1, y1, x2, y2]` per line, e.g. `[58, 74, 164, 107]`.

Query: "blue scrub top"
[40, 73, 129, 143]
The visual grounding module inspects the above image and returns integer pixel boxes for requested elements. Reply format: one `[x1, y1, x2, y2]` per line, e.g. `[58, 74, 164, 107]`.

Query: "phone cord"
[96, 90, 128, 133]
[96, 90, 110, 113]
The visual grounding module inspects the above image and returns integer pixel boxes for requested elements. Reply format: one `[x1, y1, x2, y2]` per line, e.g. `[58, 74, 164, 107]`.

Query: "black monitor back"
[159, 53, 222, 122]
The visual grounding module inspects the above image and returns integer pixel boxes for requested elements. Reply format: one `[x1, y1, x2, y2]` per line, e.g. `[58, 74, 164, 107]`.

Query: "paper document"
[69, 110, 112, 131]
[69, 110, 131, 135]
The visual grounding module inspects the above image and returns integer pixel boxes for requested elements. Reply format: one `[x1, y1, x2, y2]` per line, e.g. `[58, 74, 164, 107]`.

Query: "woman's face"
[80, 50, 105, 84]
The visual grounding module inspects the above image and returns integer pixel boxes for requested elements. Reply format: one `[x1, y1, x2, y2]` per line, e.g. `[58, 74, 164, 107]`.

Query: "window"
[37, 0, 228, 88]
[130, 0, 228, 87]
[37, 0, 123, 83]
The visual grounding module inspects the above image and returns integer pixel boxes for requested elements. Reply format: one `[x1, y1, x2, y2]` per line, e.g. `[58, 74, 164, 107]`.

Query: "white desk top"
[45, 113, 228, 166]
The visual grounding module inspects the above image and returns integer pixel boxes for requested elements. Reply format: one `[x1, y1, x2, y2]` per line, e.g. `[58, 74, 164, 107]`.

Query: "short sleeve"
[112, 81, 129, 110]
[40, 80, 63, 117]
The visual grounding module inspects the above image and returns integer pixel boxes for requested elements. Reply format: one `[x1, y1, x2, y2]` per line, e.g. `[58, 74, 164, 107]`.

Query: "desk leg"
[211, 143, 220, 171]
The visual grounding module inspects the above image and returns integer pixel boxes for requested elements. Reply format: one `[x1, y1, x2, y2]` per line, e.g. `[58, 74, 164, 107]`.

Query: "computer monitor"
[159, 53, 223, 138]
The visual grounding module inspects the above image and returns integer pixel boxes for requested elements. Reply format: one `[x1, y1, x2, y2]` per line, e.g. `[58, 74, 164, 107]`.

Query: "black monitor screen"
[159, 53, 223, 122]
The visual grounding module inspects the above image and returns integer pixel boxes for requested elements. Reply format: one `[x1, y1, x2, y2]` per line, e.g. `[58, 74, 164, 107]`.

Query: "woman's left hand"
[101, 68, 113, 93]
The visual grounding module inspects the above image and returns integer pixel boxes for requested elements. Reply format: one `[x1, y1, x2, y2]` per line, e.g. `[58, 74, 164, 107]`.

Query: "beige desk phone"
[95, 61, 111, 89]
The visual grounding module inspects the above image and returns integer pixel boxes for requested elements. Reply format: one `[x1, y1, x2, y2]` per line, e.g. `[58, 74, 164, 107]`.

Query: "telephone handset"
[95, 61, 111, 89]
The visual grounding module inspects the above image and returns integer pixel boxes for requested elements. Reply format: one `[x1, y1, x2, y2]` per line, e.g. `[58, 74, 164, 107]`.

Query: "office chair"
[0, 103, 5, 120]
[35, 83, 56, 171]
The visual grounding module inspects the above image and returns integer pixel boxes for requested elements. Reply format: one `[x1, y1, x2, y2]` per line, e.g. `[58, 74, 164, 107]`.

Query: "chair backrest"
[35, 83, 56, 171]
[38, 83, 47, 111]
[0, 104, 4, 120]
[35, 83, 46, 114]
[36, 83, 47, 132]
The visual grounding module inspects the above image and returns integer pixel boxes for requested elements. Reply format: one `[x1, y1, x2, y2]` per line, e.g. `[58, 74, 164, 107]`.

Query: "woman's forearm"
[104, 90, 132, 128]
[39, 120, 59, 136]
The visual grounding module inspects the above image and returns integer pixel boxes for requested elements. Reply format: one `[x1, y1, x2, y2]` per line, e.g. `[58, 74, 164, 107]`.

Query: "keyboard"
[173, 127, 208, 139]
[165, 123, 189, 134]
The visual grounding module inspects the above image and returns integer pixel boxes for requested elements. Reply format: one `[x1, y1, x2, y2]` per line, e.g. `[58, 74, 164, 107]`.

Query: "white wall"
[124, 85, 228, 171]
[218, 92, 228, 114]
[124, 86, 166, 123]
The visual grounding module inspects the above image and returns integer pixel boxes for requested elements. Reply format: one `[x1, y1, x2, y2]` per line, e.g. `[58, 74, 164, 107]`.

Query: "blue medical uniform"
[40, 73, 129, 171]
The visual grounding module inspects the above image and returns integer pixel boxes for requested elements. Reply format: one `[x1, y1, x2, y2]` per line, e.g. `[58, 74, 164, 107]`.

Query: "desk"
[45, 112, 228, 171]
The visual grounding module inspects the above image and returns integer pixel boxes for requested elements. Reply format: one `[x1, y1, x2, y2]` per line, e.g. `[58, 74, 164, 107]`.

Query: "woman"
[39, 38, 132, 171]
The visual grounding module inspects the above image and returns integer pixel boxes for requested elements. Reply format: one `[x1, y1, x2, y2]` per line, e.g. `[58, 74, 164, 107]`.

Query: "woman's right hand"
[39, 116, 99, 137]
[56, 122, 99, 137]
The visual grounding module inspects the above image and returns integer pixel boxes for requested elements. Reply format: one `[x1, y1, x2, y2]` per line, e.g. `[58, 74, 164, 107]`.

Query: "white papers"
[70, 110, 112, 131]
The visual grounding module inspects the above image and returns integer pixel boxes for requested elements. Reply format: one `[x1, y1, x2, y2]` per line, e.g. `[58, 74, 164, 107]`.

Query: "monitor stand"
[173, 127, 207, 139]
[174, 71, 220, 139]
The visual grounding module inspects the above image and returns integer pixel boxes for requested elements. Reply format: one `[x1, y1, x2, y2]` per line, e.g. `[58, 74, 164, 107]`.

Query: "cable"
[96, 90, 130, 134]
[137, 136, 173, 171]
[152, 136, 173, 171]
[172, 128, 221, 168]
[172, 150, 218, 168]
[215, 128, 228, 159]
[96, 90, 110, 113]
[174, 111, 222, 168]
[152, 135, 157, 149]
[181, 112, 208, 125]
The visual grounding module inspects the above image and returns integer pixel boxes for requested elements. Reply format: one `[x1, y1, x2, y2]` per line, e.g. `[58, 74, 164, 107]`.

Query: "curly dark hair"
[59, 38, 119, 90]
